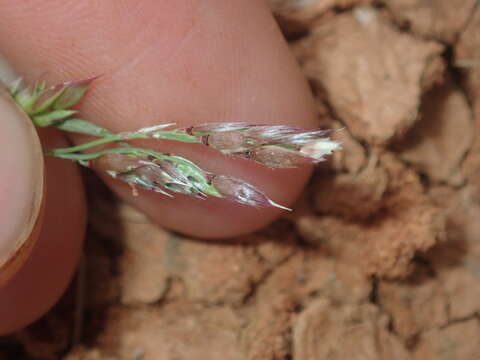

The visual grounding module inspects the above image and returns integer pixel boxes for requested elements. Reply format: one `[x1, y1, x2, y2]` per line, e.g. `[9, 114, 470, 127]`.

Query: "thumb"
[0, 61, 86, 334]
[0, 84, 43, 287]
[0, 0, 318, 238]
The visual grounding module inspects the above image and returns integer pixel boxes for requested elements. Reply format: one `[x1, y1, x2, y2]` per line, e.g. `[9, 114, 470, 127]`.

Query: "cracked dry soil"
[3, 1, 480, 359]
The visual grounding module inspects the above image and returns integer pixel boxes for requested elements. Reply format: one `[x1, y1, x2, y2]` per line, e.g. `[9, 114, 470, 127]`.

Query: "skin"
[0, 0, 317, 333]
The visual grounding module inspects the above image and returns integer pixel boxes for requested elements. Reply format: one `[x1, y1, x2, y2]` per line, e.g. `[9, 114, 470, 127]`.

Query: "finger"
[0, 0, 318, 238]
[0, 130, 86, 334]
[0, 66, 86, 334]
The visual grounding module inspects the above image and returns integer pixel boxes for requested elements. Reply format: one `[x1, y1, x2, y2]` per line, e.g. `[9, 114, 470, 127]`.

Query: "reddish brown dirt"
[3, 1, 480, 359]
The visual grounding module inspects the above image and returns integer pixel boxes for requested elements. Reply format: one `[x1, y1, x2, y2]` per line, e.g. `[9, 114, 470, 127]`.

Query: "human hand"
[0, 0, 317, 334]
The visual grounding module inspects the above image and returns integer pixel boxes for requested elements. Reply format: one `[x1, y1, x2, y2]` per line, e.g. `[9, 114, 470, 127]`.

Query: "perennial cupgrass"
[8, 78, 341, 210]
[183, 122, 339, 166]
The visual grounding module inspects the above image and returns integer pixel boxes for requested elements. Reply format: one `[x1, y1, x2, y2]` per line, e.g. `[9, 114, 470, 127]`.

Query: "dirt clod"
[293, 299, 411, 360]
[296, 6, 444, 145]
[396, 78, 474, 186]
[385, 0, 477, 43]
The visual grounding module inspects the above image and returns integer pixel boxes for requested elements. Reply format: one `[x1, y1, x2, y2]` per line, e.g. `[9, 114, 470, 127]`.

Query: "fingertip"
[0, 129, 86, 334]
[0, 86, 44, 286]
[0, 0, 318, 238]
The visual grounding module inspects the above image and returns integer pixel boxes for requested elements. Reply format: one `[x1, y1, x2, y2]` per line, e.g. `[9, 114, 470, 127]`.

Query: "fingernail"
[0, 83, 45, 287]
